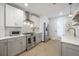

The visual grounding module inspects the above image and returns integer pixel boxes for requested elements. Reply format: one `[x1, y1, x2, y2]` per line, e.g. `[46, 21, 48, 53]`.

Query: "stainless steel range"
[26, 34, 32, 50]
[26, 33, 36, 50]
[31, 34, 37, 46]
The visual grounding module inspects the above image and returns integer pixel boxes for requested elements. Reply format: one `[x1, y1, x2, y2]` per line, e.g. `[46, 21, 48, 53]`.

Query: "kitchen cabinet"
[20, 36, 26, 52]
[36, 33, 42, 43]
[62, 42, 79, 56]
[7, 36, 26, 56]
[0, 35, 26, 56]
[0, 40, 8, 56]
[8, 37, 22, 56]
[6, 4, 26, 27]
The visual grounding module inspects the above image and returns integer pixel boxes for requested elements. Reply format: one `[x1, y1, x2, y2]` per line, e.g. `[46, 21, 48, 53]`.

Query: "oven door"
[26, 36, 33, 50]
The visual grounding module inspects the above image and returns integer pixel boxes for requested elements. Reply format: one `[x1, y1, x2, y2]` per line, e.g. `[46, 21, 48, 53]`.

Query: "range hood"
[24, 12, 34, 27]
[25, 12, 33, 23]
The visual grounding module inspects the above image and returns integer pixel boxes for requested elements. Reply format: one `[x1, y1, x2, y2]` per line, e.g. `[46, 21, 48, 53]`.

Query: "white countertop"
[61, 35, 79, 46]
[0, 34, 26, 40]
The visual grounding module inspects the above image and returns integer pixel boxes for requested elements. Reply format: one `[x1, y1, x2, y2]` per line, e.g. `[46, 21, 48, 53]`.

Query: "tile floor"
[19, 40, 61, 56]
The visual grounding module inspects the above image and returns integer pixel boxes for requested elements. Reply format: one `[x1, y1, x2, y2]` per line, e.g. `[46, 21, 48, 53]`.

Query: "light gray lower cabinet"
[62, 43, 79, 56]
[0, 40, 8, 56]
[8, 37, 22, 56]
[8, 36, 26, 56]
[36, 33, 42, 43]
[20, 36, 26, 52]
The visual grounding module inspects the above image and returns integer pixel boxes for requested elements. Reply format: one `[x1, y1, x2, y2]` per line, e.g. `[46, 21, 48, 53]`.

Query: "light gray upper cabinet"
[0, 40, 8, 56]
[6, 4, 25, 27]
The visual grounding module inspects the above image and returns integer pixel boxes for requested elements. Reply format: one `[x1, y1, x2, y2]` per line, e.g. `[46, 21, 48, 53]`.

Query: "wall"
[0, 4, 5, 37]
[30, 15, 40, 33]
[49, 15, 73, 40]
[49, 18, 57, 40]
[21, 24, 33, 34]
[5, 27, 22, 36]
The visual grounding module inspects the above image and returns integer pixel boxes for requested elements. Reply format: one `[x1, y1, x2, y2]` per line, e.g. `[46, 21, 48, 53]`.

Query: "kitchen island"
[61, 36, 79, 56]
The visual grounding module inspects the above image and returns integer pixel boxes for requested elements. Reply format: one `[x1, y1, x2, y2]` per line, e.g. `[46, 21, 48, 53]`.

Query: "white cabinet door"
[6, 4, 25, 27]
[8, 37, 21, 56]
[20, 36, 26, 51]
[0, 40, 7, 56]
[36, 33, 42, 43]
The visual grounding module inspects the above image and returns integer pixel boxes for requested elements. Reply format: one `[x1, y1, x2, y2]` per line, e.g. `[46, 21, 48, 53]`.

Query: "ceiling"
[8, 3, 79, 18]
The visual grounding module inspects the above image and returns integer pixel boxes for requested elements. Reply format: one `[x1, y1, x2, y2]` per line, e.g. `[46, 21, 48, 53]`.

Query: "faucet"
[67, 28, 76, 37]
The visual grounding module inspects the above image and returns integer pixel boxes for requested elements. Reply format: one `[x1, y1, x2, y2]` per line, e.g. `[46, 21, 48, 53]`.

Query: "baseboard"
[17, 41, 43, 56]
[16, 50, 26, 56]
[42, 38, 51, 43]
[26, 41, 42, 51]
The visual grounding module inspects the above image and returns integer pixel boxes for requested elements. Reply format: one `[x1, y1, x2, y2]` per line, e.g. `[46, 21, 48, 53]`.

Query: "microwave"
[10, 31, 21, 36]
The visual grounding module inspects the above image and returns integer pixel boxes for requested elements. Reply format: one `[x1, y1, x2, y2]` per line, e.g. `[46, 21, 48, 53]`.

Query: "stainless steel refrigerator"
[43, 22, 49, 42]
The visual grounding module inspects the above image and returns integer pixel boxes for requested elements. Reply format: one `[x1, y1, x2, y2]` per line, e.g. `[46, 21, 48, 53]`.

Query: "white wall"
[49, 18, 57, 40]
[30, 15, 40, 33]
[5, 27, 22, 36]
[49, 15, 73, 40]
[0, 4, 5, 37]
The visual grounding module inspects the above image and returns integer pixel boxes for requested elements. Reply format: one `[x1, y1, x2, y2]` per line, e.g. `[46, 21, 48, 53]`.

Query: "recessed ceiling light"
[24, 3, 28, 7]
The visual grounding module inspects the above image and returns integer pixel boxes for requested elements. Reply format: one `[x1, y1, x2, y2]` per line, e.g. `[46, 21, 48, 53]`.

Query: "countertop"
[0, 34, 26, 40]
[0, 33, 41, 40]
[61, 35, 79, 46]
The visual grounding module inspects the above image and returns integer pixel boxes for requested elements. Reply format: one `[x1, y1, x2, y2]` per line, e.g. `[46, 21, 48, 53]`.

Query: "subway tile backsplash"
[5, 27, 22, 36]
